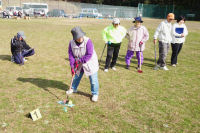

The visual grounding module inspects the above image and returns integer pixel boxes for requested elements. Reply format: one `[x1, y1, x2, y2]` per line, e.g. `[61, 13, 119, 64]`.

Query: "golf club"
[154, 42, 157, 65]
[64, 60, 80, 104]
[153, 41, 159, 70]
[99, 43, 107, 65]
[138, 46, 143, 73]
[63, 74, 75, 104]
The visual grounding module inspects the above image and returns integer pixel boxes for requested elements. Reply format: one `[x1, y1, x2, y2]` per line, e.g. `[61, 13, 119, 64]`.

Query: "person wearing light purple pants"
[125, 17, 149, 69]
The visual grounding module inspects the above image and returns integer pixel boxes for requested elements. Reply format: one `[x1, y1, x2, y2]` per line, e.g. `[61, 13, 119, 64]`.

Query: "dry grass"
[0, 18, 200, 133]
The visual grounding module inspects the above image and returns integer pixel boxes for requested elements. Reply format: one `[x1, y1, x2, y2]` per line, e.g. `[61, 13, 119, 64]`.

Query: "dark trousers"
[13, 49, 35, 64]
[171, 43, 183, 65]
[105, 43, 121, 69]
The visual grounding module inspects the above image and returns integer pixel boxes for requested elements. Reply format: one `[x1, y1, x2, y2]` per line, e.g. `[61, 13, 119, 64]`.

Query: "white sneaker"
[66, 89, 77, 95]
[23, 58, 27, 62]
[104, 69, 108, 72]
[161, 66, 169, 71]
[153, 65, 160, 70]
[172, 64, 176, 67]
[92, 95, 98, 102]
[111, 67, 116, 71]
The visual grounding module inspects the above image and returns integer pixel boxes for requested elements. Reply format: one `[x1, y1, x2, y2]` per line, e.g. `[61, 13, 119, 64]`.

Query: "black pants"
[105, 43, 121, 69]
[171, 43, 183, 65]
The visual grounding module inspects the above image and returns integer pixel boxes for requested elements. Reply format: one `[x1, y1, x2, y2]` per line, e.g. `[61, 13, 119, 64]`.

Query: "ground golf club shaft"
[99, 43, 107, 65]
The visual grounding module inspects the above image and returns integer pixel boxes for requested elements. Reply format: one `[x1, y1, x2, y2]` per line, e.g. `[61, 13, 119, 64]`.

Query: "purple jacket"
[68, 39, 93, 68]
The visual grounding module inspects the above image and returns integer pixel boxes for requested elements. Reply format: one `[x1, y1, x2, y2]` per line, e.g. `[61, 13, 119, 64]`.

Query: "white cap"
[112, 18, 120, 24]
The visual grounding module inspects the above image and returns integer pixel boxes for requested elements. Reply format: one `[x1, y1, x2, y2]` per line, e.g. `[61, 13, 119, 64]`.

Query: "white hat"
[112, 18, 120, 24]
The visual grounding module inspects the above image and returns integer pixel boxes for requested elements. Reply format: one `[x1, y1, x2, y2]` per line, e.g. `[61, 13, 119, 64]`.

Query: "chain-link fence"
[138, 3, 199, 20]
[138, 3, 174, 19]
[1, 0, 138, 18]
[71, 2, 138, 18]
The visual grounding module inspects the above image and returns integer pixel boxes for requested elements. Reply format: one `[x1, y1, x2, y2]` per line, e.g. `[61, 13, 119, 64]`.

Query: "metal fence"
[138, 3, 199, 20]
[71, 2, 138, 18]
[1, 0, 138, 18]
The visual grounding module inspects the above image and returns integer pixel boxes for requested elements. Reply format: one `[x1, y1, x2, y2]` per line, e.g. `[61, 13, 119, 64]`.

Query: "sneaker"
[23, 58, 27, 62]
[137, 65, 141, 70]
[111, 67, 116, 71]
[126, 65, 130, 70]
[176, 63, 178, 65]
[160, 66, 169, 71]
[153, 65, 160, 70]
[92, 95, 98, 102]
[172, 64, 176, 67]
[104, 69, 108, 72]
[66, 89, 77, 95]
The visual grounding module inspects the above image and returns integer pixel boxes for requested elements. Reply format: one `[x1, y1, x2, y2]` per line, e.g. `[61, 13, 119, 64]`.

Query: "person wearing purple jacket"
[66, 27, 99, 102]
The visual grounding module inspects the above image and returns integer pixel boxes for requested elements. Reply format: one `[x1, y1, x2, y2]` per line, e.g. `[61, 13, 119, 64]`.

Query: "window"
[23, 4, 30, 9]
[88, 9, 93, 13]
[6, 7, 14, 11]
[16, 7, 22, 10]
[30, 5, 47, 9]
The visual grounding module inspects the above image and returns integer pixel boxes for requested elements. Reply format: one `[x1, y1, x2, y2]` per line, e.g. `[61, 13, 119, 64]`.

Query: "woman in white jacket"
[171, 16, 188, 67]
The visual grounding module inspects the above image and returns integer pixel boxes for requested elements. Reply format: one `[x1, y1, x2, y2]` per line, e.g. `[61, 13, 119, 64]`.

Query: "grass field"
[0, 18, 200, 133]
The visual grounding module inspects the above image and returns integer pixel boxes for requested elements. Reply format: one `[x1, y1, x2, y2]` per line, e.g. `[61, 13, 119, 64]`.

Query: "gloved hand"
[75, 60, 81, 69]
[139, 41, 143, 46]
[71, 68, 75, 76]
[107, 41, 111, 45]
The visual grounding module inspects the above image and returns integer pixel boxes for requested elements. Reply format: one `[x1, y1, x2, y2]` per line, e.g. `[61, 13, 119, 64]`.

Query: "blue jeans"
[13, 49, 35, 64]
[72, 72, 99, 95]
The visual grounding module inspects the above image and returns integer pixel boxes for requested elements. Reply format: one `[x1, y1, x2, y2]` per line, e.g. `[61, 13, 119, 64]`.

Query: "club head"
[138, 70, 143, 73]
[63, 99, 69, 104]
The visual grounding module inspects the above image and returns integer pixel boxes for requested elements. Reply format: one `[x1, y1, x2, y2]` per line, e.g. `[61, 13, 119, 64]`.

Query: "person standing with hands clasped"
[66, 27, 99, 102]
[125, 17, 149, 70]
[102, 18, 126, 72]
[171, 16, 188, 67]
[153, 13, 174, 70]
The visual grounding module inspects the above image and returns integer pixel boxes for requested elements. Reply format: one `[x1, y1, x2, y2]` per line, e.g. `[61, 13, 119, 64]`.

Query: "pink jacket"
[126, 25, 149, 51]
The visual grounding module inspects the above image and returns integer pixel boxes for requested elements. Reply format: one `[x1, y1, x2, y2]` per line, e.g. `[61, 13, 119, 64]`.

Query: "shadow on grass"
[17, 77, 91, 99]
[76, 91, 91, 98]
[117, 55, 155, 68]
[0, 55, 11, 61]
[17, 77, 69, 100]
[98, 56, 127, 70]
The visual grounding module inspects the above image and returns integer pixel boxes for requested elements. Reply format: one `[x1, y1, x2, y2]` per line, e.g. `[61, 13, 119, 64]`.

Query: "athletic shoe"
[23, 58, 27, 62]
[92, 95, 98, 102]
[176, 63, 178, 65]
[153, 65, 160, 70]
[172, 64, 176, 67]
[137, 65, 141, 70]
[111, 67, 116, 71]
[66, 89, 77, 95]
[160, 66, 169, 71]
[104, 69, 108, 72]
[126, 65, 130, 70]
